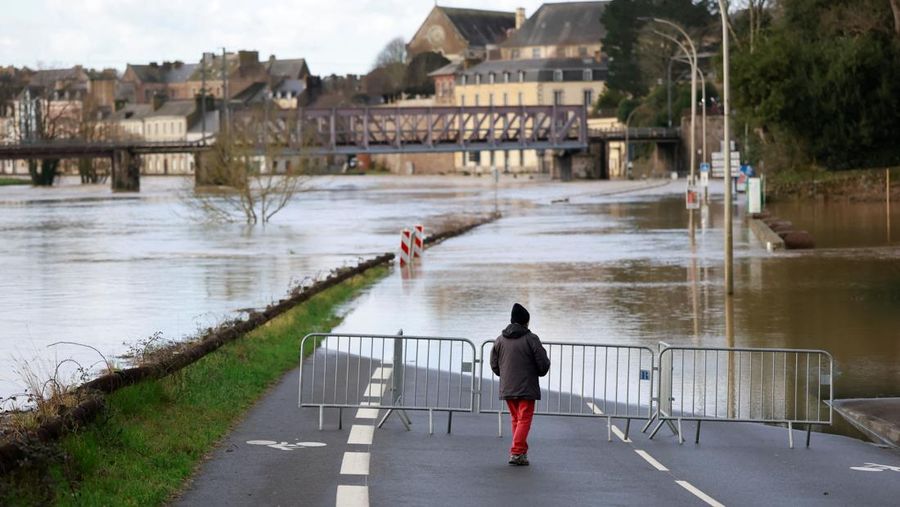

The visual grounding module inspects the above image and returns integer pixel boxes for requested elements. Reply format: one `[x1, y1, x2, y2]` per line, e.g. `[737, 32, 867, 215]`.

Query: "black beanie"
[511, 303, 530, 326]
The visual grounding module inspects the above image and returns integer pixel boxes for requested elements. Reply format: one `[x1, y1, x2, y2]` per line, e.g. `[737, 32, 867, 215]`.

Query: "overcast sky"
[1, 0, 550, 76]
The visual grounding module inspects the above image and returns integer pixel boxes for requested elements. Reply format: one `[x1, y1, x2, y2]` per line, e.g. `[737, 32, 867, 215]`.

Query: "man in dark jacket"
[490, 303, 551, 466]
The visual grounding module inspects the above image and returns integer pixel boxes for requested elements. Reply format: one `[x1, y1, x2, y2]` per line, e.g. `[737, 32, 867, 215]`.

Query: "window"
[553, 90, 564, 105]
[475, 95, 480, 106]
[489, 93, 493, 106]
[511, 49, 520, 59]
[461, 75, 468, 85]
[585, 69, 594, 81]
[475, 74, 481, 85]
[553, 70, 563, 82]
[579, 46, 588, 57]
[503, 93, 508, 106]
[503, 72, 510, 83]
[532, 48, 541, 58]
[518, 70, 526, 83]
[518, 92, 523, 105]
[461, 95, 466, 106]
[488, 73, 495, 84]
[583, 90, 594, 108]
[468, 151, 481, 164]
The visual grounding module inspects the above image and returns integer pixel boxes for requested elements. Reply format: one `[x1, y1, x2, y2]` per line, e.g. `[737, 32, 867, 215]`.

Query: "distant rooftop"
[502, 1, 608, 48]
[439, 7, 516, 48]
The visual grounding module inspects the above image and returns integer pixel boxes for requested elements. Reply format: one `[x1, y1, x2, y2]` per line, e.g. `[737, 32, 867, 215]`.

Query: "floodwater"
[2, 176, 898, 419]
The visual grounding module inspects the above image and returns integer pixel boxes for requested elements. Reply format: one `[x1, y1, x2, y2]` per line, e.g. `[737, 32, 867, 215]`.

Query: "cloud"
[3, 0, 548, 75]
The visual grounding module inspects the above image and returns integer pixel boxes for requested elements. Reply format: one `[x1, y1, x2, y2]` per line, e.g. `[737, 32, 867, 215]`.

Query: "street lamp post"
[717, 0, 734, 296]
[623, 105, 643, 179]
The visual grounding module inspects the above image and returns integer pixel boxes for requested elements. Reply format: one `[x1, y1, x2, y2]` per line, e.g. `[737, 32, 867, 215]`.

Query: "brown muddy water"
[1, 177, 898, 435]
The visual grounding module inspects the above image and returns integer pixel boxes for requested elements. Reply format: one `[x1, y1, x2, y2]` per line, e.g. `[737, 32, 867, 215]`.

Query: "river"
[1, 176, 898, 427]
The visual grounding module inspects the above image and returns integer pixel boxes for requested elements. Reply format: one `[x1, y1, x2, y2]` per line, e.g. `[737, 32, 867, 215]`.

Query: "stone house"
[407, 6, 517, 62]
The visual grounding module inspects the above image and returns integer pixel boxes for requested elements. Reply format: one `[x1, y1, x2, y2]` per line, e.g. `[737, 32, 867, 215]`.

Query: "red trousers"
[506, 399, 536, 455]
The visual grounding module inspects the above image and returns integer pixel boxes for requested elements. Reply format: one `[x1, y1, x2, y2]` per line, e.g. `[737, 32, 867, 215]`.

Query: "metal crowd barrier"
[479, 340, 655, 441]
[647, 345, 834, 447]
[298, 333, 477, 433]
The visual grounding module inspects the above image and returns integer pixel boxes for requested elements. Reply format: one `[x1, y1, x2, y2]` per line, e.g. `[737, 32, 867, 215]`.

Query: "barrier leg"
[641, 413, 656, 433]
[677, 418, 684, 445]
[648, 420, 665, 440]
[607, 416, 612, 442]
[806, 425, 811, 448]
[498, 410, 503, 438]
[694, 420, 701, 444]
[447, 411, 453, 434]
[788, 421, 794, 449]
[428, 409, 434, 435]
[624, 419, 632, 441]
[318, 406, 324, 431]
[338, 408, 343, 430]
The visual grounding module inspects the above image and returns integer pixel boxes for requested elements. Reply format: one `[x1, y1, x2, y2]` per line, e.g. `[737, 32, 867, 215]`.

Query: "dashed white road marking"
[371, 367, 393, 380]
[363, 383, 384, 398]
[676, 480, 725, 507]
[336, 484, 369, 507]
[340, 451, 370, 476]
[635, 449, 669, 471]
[586, 402, 631, 442]
[347, 424, 374, 445]
[356, 408, 380, 419]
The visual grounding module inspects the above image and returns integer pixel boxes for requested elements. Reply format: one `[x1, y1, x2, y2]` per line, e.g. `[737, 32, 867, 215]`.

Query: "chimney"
[238, 50, 259, 68]
[515, 8, 525, 30]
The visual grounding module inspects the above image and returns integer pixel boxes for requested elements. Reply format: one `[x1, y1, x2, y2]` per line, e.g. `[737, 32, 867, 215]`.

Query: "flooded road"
[2, 176, 898, 417]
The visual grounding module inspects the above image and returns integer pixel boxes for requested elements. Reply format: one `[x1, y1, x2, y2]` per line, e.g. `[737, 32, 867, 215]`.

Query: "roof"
[502, 2, 608, 48]
[188, 110, 219, 134]
[29, 67, 88, 88]
[267, 58, 308, 78]
[460, 57, 608, 75]
[428, 61, 464, 77]
[232, 81, 269, 103]
[108, 103, 153, 122]
[127, 62, 198, 84]
[439, 7, 516, 48]
[145, 100, 196, 118]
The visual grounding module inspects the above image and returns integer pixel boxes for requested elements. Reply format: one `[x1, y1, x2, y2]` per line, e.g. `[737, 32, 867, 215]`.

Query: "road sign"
[700, 162, 710, 173]
[700, 171, 709, 187]
[711, 151, 741, 178]
[686, 186, 700, 210]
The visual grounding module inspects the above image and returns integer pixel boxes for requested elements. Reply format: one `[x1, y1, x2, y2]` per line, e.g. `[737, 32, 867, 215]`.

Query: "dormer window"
[583, 69, 593, 81]
[475, 74, 481, 85]
[489, 72, 495, 84]
[553, 69, 563, 82]
[518, 70, 526, 83]
[461, 75, 468, 85]
[503, 72, 510, 83]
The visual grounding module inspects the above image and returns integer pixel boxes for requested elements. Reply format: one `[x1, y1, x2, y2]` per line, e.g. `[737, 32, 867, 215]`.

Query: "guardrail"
[648, 345, 833, 447]
[479, 340, 654, 441]
[298, 333, 477, 433]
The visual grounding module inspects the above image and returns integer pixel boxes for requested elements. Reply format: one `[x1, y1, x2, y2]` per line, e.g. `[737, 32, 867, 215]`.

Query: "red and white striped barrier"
[412, 224, 425, 259]
[399, 228, 412, 267]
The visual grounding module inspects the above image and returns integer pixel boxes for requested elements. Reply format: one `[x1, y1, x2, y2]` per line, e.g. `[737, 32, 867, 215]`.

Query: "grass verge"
[0, 177, 30, 186]
[0, 265, 388, 506]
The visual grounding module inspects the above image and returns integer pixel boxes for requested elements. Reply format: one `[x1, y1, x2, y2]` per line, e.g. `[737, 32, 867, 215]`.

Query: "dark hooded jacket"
[489, 323, 551, 400]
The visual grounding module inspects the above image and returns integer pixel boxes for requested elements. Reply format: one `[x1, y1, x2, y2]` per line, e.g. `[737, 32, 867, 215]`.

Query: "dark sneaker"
[509, 454, 529, 466]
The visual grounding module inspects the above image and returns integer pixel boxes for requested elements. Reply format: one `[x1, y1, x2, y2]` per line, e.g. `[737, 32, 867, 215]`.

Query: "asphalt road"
[175, 351, 900, 507]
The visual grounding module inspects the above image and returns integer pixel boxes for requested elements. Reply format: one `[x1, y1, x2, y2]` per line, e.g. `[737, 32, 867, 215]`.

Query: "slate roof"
[128, 63, 199, 84]
[428, 61, 464, 77]
[29, 67, 88, 89]
[459, 57, 608, 82]
[145, 100, 196, 118]
[502, 2, 608, 47]
[440, 7, 515, 48]
[267, 58, 308, 78]
[108, 103, 153, 122]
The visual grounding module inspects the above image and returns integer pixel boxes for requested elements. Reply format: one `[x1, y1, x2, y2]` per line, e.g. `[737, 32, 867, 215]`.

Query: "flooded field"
[1, 176, 898, 416]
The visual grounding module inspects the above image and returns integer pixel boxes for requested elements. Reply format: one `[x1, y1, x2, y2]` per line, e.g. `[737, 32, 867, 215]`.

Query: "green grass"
[0, 177, 30, 186]
[0, 266, 388, 506]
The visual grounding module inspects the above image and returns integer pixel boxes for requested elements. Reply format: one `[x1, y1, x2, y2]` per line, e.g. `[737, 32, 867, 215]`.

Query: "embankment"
[767, 167, 898, 202]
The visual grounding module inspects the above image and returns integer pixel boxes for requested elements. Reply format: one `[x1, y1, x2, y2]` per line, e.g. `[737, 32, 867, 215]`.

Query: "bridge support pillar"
[553, 151, 574, 181]
[111, 149, 140, 192]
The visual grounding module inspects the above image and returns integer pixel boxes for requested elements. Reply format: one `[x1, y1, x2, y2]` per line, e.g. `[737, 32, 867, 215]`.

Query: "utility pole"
[718, 0, 734, 296]
[200, 54, 207, 141]
[221, 47, 229, 132]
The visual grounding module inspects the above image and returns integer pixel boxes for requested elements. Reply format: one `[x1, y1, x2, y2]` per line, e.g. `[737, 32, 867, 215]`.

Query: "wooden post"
[888, 169, 892, 243]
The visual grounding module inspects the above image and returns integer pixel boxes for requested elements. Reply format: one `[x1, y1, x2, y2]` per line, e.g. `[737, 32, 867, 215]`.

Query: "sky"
[0, 0, 550, 76]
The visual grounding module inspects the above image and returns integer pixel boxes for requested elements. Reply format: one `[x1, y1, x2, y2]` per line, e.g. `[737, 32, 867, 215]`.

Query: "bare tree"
[375, 37, 408, 68]
[13, 86, 81, 186]
[187, 110, 310, 224]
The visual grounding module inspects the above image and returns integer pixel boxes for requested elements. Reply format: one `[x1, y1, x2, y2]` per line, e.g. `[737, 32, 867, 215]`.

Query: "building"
[448, 1, 610, 175]
[407, 6, 517, 62]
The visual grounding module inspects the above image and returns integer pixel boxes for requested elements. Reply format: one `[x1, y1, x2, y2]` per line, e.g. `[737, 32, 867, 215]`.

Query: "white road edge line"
[340, 452, 370, 476]
[336, 484, 369, 507]
[634, 449, 669, 471]
[676, 480, 725, 507]
[347, 425, 374, 445]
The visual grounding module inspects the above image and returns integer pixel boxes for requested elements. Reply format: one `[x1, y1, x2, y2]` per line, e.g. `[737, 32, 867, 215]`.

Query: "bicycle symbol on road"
[246, 440, 327, 452]
[850, 462, 900, 473]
